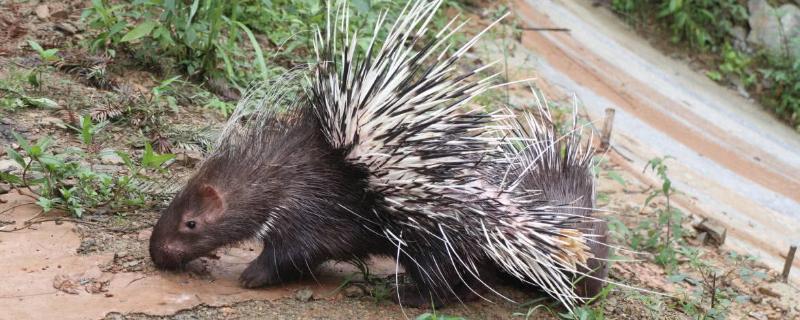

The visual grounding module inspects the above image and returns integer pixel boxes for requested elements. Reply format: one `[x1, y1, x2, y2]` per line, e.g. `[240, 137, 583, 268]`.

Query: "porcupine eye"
[185, 221, 196, 229]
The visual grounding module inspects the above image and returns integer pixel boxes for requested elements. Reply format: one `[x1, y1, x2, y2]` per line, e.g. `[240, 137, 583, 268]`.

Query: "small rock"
[730, 26, 750, 53]
[295, 288, 313, 302]
[758, 285, 782, 298]
[692, 218, 726, 245]
[176, 150, 203, 168]
[93, 164, 122, 174]
[749, 311, 768, 320]
[55, 22, 78, 35]
[752, 295, 763, 304]
[114, 251, 129, 260]
[53, 274, 79, 294]
[0, 183, 10, 194]
[0, 159, 22, 173]
[123, 260, 140, 268]
[35, 4, 50, 19]
[0, 118, 12, 125]
[100, 151, 124, 165]
[39, 116, 65, 128]
[344, 285, 365, 298]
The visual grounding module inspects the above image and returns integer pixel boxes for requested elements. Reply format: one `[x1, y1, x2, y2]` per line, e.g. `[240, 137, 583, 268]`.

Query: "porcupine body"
[149, 0, 608, 311]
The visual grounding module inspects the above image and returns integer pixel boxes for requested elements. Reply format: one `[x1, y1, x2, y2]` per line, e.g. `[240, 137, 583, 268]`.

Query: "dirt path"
[512, 0, 800, 284]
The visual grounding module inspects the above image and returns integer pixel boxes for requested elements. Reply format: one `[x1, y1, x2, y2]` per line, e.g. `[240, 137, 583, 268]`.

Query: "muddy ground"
[1, 0, 799, 319]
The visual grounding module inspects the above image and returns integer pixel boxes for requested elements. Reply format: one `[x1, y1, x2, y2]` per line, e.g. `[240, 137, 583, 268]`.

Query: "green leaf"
[12, 132, 32, 154]
[233, 21, 268, 80]
[6, 148, 25, 167]
[21, 96, 59, 109]
[121, 20, 157, 42]
[0, 172, 22, 184]
[607, 170, 627, 186]
[27, 40, 44, 54]
[706, 70, 722, 81]
[142, 142, 175, 169]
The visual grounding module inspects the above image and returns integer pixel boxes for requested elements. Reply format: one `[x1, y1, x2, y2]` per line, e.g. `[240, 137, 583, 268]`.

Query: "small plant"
[626, 156, 685, 272]
[26, 40, 62, 90]
[82, 0, 463, 87]
[707, 43, 755, 87]
[1, 133, 169, 217]
[760, 57, 800, 130]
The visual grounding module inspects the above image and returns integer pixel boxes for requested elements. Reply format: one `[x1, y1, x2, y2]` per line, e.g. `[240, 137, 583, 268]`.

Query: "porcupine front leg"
[240, 239, 321, 288]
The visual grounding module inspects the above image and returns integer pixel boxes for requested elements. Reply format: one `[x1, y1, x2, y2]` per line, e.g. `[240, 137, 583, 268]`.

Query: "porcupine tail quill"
[488, 87, 608, 310]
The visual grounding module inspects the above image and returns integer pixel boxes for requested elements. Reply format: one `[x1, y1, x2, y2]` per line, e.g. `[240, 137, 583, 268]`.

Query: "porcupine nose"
[149, 240, 185, 270]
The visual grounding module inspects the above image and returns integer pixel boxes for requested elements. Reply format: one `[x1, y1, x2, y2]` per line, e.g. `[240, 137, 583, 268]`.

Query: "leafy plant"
[760, 57, 800, 130]
[25, 40, 62, 90]
[82, 0, 462, 87]
[1, 133, 164, 217]
[707, 42, 756, 87]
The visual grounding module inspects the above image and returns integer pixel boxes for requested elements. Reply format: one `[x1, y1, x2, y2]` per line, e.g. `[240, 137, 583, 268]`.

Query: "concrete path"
[512, 0, 800, 283]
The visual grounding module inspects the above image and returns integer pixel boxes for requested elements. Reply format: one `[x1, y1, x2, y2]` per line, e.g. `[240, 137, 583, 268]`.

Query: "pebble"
[0, 183, 9, 194]
[749, 311, 768, 320]
[55, 22, 78, 35]
[39, 116, 65, 128]
[0, 118, 12, 125]
[295, 288, 313, 302]
[343, 285, 365, 298]
[0, 159, 22, 173]
[758, 285, 782, 298]
[123, 260, 140, 268]
[100, 151, 125, 165]
[34, 4, 50, 19]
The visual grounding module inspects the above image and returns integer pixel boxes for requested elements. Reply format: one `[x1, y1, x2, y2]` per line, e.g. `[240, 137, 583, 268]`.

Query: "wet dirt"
[0, 193, 349, 320]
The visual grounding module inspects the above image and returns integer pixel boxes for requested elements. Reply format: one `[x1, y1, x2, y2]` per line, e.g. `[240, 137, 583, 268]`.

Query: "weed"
[1, 128, 172, 217]
[82, 0, 462, 88]
[760, 56, 800, 130]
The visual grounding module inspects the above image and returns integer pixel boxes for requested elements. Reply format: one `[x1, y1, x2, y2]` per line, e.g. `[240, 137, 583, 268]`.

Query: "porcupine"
[148, 0, 609, 311]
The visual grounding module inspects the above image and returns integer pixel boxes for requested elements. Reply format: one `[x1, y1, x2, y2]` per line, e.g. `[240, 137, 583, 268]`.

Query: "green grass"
[82, 0, 463, 89]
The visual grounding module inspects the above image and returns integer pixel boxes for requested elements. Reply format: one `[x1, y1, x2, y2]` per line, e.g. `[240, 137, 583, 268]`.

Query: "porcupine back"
[308, 0, 606, 311]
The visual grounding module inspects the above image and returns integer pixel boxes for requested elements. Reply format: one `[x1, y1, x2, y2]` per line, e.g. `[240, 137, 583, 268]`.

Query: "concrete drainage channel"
[511, 0, 800, 284]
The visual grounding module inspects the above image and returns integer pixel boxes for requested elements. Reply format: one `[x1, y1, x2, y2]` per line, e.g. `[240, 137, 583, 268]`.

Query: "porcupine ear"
[197, 184, 225, 222]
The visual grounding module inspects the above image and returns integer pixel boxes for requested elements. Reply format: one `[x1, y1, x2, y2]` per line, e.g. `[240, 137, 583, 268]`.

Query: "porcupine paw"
[239, 262, 278, 288]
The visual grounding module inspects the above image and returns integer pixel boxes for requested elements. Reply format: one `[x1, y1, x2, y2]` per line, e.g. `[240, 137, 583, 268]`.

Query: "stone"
[692, 218, 726, 245]
[747, 1, 800, 59]
[39, 116, 65, 128]
[176, 150, 203, 168]
[343, 285, 365, 298]
[0, 159, 22, 173]
[0, 183, 9, 194]
[758, 285, 782, 298]
[294, 288, 313, 302]
[99, 150, 124, 165]
[34, 4, 50, 19]
[730, 26, 751, 53]
[55, 22, 78, 35]
[749, 311, 768, 320]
